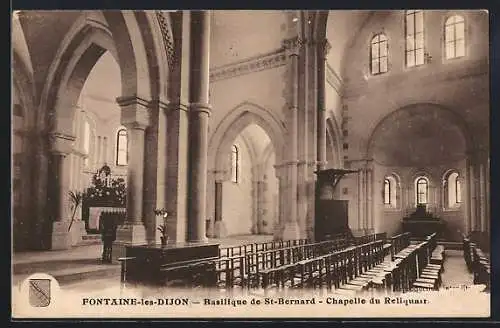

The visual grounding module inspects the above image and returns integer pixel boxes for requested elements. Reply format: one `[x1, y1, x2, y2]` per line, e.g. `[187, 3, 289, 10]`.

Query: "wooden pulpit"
[314, 169, 357, 241]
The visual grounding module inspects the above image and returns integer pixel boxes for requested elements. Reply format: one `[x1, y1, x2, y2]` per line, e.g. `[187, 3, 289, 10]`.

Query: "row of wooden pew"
[219, 238, 310, 259]
[327, 232, 444, 294]
[352, 232, 387, 245]
[463, 237, 490, 291]
[161, 238, 351, 289]
[119, 231, 446, 292]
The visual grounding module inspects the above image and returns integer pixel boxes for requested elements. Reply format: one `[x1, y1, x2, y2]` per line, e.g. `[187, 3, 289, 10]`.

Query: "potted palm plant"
[68, 190, 84, 245]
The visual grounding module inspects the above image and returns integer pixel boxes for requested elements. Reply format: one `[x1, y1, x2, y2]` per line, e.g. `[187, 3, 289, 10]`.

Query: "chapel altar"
[402, 204, 446, 239]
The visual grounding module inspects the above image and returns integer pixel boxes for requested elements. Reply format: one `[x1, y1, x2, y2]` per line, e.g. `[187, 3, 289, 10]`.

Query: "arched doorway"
[215, 124, 278, 237]
[207, 103, 285, 239]
[33, 11, 170, 249]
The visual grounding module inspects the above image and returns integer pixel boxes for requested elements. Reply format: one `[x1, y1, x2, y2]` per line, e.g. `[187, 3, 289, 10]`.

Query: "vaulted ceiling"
[12, 10, 372, 101]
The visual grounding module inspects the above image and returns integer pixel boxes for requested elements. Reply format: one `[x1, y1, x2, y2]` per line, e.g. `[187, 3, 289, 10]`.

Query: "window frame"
[370, 33, 389, 75]
[231, 144, 239, 183]
[383, 178, 391, 205]
[444, 14, 466, 60]
[443, 170, 462, 209]
[116, 128, 128, 166]
[415, 176, 429, 205]
[405, 10, 425, 68]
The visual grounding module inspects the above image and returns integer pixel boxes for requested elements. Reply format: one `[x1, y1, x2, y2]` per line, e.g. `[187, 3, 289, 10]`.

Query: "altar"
[122, 242, 220, 285]
[402, 205, 446, 239]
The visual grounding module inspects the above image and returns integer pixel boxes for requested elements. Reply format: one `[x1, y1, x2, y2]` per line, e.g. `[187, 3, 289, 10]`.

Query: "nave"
[116, 231, 490, 297]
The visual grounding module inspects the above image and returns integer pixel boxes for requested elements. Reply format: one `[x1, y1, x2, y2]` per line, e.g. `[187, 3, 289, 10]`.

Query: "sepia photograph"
[11, 9, 491, 318]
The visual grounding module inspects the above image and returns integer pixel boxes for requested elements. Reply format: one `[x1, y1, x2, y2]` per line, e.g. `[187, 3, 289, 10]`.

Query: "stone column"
[278, 36, 304, 240]
[469, 164, 477, 231]
[114, 96, 150, 259]
[251, 179, 260, 234]
[187, 10, 211, 243]
[214, 178, 227, 237]
[273, 166, 285, 240]
[316, 39, 331, 171]
[485, 159, 490, 234]
[357, 169, 362, 231]
[50, 132, 75, 250]
[463, 167, 471, 234]
[367, 168, 373, 232]
[479, 163, 486, 232]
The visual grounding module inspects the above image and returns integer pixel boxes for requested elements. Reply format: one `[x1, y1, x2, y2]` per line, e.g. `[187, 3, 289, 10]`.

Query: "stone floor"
[12, 234, 274, 287]
[440, 249, 474, 287]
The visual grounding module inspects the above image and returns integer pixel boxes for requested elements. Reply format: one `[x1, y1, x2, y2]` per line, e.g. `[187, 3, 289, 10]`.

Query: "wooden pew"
[219, 238, 310, 259]
[470, 243, 490, 291]
[411, 241, 441, 290]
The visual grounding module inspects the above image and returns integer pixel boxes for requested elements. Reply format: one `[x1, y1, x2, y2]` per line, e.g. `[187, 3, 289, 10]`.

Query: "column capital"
[282, 36, 307, 56]
[116, 95, 151, 129]
[49, 132, 75, 155]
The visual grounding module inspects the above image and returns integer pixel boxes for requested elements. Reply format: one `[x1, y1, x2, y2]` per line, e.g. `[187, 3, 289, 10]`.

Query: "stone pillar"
[251, 179, 260, 234]
[277, 36, 304, 240]
[273, 166, 285, 240]
[187, 10, 211, 243]
[114, 96, 150, 259]
[358, 169, 367, 231]
[464, 167, 471, 234]
[479, 163, 486, 232]
[367, 168, 373, 232]
[316, 39, 331, 171]
[469, 164, 477, 231]
[50, 132, 75, 250]
[214, 179, 227, 237]
[485, 159, 490, 234]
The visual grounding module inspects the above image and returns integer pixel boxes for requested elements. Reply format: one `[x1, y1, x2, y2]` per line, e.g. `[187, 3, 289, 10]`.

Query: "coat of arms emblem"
[28, 279, 51, 307]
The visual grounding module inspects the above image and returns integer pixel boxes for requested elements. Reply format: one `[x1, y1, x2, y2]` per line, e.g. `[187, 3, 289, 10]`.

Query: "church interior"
[12, 10, 490, 296]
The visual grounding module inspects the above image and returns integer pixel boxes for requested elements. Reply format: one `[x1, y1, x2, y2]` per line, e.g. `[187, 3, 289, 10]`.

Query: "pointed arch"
[208, 101, 285, 173]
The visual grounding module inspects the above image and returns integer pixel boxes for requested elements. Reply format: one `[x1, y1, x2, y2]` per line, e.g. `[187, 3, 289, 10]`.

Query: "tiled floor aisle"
[440, 249, 474, 287]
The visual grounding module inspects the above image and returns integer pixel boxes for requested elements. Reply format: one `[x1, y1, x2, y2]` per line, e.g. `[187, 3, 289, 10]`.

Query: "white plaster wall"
[221, 136, 254, 236]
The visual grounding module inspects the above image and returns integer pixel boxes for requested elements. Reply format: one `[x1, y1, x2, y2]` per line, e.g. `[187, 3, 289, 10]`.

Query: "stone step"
[13, 258, 108, 275]
[82, 234, 101, 240]
[78, 234, 102, 246]
[13, 263, 121, 286]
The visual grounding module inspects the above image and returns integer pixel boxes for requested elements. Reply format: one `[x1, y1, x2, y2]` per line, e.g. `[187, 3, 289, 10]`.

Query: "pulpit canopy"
[314, 168, 359, 190]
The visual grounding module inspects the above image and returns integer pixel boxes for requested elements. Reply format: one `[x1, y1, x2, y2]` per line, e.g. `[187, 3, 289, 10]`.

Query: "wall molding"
[209, 50, 287, 82]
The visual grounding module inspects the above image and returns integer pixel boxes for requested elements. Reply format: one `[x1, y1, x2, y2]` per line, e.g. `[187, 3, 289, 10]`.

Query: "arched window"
[445, 15, 465, 59]
[405, 10, 425, 67]
[416, 176, 429, 205]
[231, 144, 239, 183]
[383, 178, 391, 204]
[116, 128, 127, 166]
[83, 120, 90, 167]
[383, 175, 399, 207]
[371, 34, 388, 75]
[445, 171, 462, 207]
